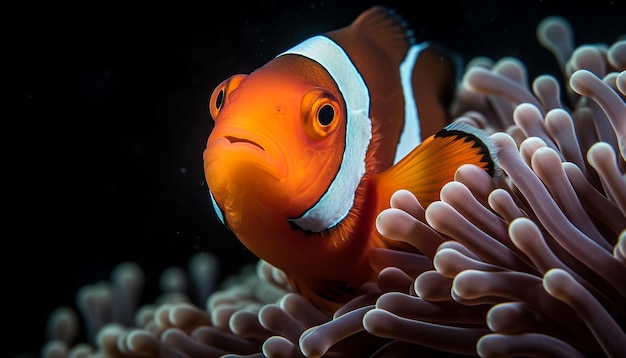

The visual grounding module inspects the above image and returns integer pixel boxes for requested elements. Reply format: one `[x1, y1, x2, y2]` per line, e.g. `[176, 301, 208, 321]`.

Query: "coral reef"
[41, 16, 624, 358]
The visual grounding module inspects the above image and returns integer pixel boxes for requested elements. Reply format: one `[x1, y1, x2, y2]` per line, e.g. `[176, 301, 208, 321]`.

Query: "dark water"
[11, 0, 624, 355]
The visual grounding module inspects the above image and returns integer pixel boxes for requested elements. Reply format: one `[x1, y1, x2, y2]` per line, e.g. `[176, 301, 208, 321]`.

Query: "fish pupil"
[215, 89, 225, 110]
[318, 104, 335, 126]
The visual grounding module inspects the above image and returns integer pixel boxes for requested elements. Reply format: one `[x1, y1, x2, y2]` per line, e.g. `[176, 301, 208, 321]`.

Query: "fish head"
[203, 55, 349, 265]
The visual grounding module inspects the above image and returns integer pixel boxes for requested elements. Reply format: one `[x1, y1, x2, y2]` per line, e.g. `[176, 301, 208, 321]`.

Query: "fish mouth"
[205, 133, 285, 181]
[225, 136, 265, 151]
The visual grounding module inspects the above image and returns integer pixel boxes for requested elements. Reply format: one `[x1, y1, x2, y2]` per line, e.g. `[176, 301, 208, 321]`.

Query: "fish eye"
[208, 74, 246, 121]
[302, 88, 342, 140]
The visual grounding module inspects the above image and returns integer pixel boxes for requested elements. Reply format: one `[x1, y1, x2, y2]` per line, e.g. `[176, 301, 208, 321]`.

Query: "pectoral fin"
[378, 122, 500, 208]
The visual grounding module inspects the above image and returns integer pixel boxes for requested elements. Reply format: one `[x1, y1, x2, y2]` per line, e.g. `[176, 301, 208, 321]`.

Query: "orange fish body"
[204, 7, 498, 313]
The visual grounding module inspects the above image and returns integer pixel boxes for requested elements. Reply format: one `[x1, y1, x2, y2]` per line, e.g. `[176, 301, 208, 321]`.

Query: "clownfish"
[204, 6, 499, 313]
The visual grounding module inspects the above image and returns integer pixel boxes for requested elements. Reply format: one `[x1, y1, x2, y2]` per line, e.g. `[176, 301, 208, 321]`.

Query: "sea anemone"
[41, 16, 624, 358]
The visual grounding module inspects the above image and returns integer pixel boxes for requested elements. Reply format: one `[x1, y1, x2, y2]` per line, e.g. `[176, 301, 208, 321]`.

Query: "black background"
[11, 0, 624, 356]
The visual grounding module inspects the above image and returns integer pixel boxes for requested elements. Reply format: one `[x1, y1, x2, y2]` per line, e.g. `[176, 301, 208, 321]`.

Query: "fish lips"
[224, 135, 265, 150]
[204, 134, 284, 182]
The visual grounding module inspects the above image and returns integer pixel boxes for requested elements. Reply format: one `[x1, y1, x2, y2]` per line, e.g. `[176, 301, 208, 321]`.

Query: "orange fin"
[378, 122, 500, 208]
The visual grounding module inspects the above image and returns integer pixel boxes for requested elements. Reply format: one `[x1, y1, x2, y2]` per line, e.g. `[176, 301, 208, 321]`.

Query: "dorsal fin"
[350, 6, 414, 65]
[412, 42, 463, 138]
